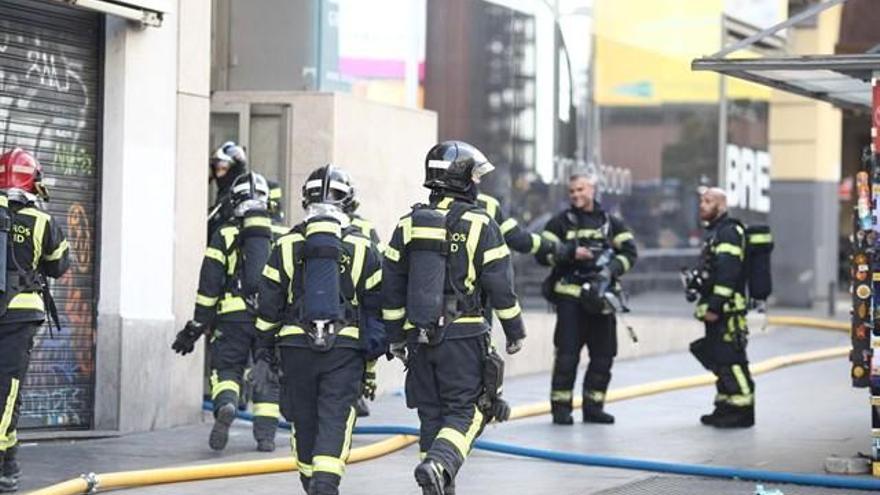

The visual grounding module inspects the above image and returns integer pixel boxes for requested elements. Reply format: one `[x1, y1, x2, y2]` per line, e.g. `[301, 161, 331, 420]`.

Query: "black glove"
[492, 398, 511, 423]
[172, 320, 206, 355]
[362, 360, 378, 401]
[506, 338, 524, 355]
[249, 347, 280, 398]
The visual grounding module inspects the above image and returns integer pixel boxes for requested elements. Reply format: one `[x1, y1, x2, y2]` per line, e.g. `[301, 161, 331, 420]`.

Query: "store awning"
[692, 54, 880, 111]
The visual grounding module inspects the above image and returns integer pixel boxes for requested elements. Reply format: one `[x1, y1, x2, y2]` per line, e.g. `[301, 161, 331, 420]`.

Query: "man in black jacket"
[536, 173, 637, 425]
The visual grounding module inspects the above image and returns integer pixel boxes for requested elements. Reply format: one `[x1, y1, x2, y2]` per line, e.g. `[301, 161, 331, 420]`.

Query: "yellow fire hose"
[30, 315, 849, 494]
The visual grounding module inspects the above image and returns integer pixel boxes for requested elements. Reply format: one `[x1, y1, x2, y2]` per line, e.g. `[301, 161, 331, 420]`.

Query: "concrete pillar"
[95, 1, 211, 432]
[768, 5, 842, 307]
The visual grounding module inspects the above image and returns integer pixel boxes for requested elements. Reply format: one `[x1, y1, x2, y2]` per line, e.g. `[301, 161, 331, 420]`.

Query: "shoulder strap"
[445, 201, 474, 233]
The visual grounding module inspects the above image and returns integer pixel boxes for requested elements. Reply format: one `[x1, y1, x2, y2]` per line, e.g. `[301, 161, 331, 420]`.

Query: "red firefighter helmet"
[0, 148, 42, 194]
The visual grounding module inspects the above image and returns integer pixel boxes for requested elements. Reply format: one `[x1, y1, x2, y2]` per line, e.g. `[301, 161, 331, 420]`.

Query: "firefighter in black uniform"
[536, 173, 637, 425]
[689, 187, 754, 428]
[0, 149, 69, 493]
[476, 192, 555, 257]
[383, 141, 526, 495]
[173, 172, 281, 452]
[254, 165, 385, 495]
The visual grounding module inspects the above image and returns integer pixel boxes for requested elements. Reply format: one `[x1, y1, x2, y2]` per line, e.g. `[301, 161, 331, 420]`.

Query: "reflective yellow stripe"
[0, 430, 17, 450]
[270, 187, 282, 200]
[713, 285, 733, 297]
[279, 325, 305, 337]
[464, 217, 484, 292]
[253, 402, 280, 418]
[483, 244, 510, 265]
[205, 247, 225, 264]
[271, 225, 289, 236]
[477, 193, 498, 219]
[384, 246, 401, 262]
[731, 365, 751, 395]
[383, 307, 405, 321]
[500, 218, 518, 234]
[454, 316, 484, 324]
[715, 242, 743, 258]
[585, 390, 606, 403]
[0, 378, 20, 444]
[262, 264, 281, 283]
[340, 406, 356, 460]
[400, 218, 413, 245]
[281, 241, 295, 293]
[553, 282, 582, 297]
[0, 195, 7, 208]
[314, 455, 345, 476]
[725, 394, 754, 406]
[45, 239, 69, 261]
[365, 269, 382, 290]
[255, 317, 278, 332]
[338, 327, 359, 339]
[566, 228, 603, 240]
[298, 461, 313, 477]
[529, 233, 541, 254]
[196, 293, 218, 307]
[226, 251, 238, 276]
[551, 390, 573, 401]
[218, 296, 247, 314]
[244, 216, 272, 229]
[350, 241, 366, 300]
[220, 226, 239, 249]
[211, 379, 240, 400]
[8, 292, 44, 311]
[31, 212, 46, 269]
[306, 221, 341, 237]
[411, 226, 446, 240]
[749, 233, 772, 244]
[615, 254, 631, 272]
[437, 197, 454, 209]
[612, 231, 634, 247]
[495, 302, 521, 321]
[542, 231, 561, 244]
[694, 303, 708, 319]
[435, 406, 483, 459]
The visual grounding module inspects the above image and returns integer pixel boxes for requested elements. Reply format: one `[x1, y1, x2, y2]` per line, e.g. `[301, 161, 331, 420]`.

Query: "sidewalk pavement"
[17, 324, 872, 494]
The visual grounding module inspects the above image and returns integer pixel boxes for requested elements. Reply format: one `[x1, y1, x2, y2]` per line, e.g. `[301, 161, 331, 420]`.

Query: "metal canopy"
[692, 54, 880, 110]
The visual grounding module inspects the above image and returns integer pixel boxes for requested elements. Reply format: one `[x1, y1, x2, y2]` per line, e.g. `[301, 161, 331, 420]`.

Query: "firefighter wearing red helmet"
[0, 148, 69, 493]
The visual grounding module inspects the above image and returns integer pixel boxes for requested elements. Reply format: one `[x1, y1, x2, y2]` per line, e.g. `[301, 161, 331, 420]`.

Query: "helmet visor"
[472, 160, 495, 179]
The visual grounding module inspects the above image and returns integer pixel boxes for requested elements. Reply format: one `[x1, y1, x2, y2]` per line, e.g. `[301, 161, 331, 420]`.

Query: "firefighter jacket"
[536, 203, 637, 301]
[697, 213, 747, 318]
[476, 193, 556, 258]
[193, 211, 272, 325]
[255, 221, 383, 351]
[3, 197, 69, 323]
[350, 213, 385, 254]
[381, 195, 526, 345]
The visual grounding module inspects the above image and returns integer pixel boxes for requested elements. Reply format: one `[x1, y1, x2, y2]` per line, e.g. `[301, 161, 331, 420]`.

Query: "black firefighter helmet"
[423, 140, 495, 194]
[301, 164, 356, 210]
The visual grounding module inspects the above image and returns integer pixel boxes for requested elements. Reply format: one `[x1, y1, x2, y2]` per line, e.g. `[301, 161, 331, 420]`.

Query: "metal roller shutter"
[0, 0, 101, 429]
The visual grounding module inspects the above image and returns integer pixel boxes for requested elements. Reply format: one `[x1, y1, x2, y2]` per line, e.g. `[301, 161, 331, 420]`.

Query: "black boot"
[2, 446, 19, 481]
[711, 404, 754, 428]
[551, 402, 573, 425]
[354, 397, 370, 418]
[252, 415, 277, 452]
[583, 403, 615, 424]
[0, 453, 15, 494]
[414, 459, 447, 495]
[700, 399, 725, 426]
[209, 402, 236, 451]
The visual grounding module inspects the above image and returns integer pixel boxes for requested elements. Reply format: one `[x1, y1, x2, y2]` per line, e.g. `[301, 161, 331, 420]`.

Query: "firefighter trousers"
[0, 322, 39, 457]
[280, 346, 363, 495]
[550, 300, 617, 414]
[690, 313, 754, 408]
[210, 319, 280, 441]
[405, 335, 487, 481]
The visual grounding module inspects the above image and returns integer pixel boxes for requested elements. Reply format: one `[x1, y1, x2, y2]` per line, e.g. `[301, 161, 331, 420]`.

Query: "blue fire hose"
[205, 402, 880, 491]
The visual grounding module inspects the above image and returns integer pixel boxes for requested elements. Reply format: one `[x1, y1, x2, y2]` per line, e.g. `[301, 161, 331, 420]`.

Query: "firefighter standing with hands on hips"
[0, 149, 69, 493]
[536, 172, 637, 426]
[383, 140, 525, 495]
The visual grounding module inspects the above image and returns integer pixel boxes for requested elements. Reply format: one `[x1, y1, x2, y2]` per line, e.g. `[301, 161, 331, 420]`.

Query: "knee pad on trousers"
[553, 353, 579, 377]
[689, 338, 715, 370]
